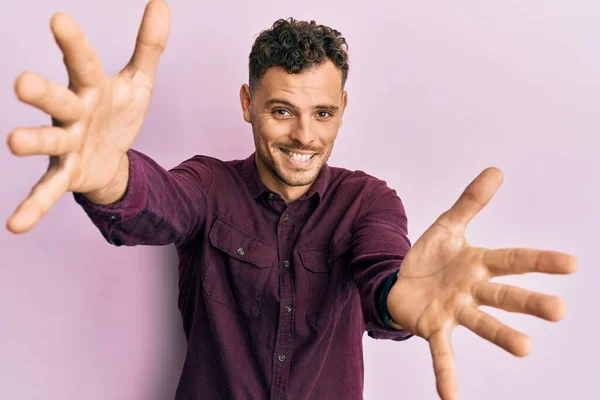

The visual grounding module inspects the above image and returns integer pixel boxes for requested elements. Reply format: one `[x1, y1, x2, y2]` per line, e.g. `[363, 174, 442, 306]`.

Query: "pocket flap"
[299, 246, 331, 273]
[209, 217, 277, 269]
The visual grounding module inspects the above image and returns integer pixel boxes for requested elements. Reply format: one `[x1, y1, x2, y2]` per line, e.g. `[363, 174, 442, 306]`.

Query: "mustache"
[276, 143, 322, 153]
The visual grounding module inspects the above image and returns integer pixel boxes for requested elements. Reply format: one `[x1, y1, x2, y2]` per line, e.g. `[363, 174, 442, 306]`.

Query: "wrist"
[386, 280, 403, 330]
[378, 269, 401, 329]
[82, 153, 130, 205]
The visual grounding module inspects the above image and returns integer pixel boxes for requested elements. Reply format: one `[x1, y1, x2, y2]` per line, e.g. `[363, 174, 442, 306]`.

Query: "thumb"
[124, 0, 170, 86]
[436, 167, 503, 234]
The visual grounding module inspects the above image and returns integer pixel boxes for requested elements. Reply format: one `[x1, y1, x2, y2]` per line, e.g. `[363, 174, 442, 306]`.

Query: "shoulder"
[169, 154, 260, 195]
[170, 154, 247, 177]
[329, 165, 399, 201]
[328, 165, 407, 225]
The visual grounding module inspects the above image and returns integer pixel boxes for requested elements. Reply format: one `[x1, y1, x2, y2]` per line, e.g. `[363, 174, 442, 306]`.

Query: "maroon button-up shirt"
[73, 149, 413, 399]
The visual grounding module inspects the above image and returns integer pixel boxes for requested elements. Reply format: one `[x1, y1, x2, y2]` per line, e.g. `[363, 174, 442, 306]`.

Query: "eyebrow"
[264, 98, 340, 112]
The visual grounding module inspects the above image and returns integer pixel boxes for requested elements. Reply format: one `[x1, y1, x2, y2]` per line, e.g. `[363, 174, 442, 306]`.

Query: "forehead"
[256, 61, 343, 106]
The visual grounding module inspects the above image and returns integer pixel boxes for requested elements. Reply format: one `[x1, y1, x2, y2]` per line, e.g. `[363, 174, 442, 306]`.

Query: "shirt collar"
[241, 152, 330, 203]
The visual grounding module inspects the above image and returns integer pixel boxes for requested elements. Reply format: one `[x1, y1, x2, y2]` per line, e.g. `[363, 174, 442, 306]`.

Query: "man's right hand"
[6, 0, 170, 234]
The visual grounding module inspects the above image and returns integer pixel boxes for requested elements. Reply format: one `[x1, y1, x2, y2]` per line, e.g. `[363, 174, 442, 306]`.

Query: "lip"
[279, 147, 317, 156]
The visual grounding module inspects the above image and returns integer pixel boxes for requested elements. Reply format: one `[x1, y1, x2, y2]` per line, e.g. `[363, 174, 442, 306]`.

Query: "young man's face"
[240, 60, 347, 198]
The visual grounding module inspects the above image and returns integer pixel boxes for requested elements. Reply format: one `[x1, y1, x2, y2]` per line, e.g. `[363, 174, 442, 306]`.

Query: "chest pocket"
[203, 217, 277, 318]
[298, 236, 353, 328]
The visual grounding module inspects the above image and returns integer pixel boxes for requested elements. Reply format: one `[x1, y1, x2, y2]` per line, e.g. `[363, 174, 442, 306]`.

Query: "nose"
[288, 115, 315, 147]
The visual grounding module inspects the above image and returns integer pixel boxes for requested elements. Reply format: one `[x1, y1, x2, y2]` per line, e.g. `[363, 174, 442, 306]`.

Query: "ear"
[339, 90, 348, 128]
[239, 84, 252, 123]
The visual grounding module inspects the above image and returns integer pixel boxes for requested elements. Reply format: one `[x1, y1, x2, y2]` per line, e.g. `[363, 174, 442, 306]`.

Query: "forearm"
[352, 178, 413, 340]
[73, 149, 210, 247]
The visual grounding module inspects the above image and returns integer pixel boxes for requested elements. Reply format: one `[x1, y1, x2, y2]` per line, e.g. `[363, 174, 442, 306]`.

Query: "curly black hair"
[248, 18, 349, 93]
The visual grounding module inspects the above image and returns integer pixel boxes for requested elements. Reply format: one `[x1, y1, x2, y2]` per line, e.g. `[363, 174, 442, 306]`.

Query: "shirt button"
[285, 304, 292, 313]
[278, 353, 286, 362]
[283, 214, 290, 222]
[283, 261, 290, 268]
[237, 248, 245, 256]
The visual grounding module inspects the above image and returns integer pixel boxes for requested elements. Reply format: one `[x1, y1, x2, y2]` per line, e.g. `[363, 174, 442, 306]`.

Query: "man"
[6, 1, 577, 399]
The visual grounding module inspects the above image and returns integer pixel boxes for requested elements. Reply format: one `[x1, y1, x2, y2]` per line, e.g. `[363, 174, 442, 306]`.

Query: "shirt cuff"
[72, 149, 148, 245]
[367, 268, 414, 341]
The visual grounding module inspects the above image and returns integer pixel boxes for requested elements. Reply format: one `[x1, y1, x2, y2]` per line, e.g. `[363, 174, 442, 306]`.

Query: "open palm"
[386, 167, 578, 399]
[7, 0, 170, 233]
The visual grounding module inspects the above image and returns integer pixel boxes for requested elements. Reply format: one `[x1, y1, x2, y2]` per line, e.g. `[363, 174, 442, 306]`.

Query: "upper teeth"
[288, 152, 312, 162]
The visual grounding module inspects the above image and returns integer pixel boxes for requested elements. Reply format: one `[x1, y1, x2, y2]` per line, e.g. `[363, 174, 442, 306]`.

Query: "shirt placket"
[270, 207, 295, 400]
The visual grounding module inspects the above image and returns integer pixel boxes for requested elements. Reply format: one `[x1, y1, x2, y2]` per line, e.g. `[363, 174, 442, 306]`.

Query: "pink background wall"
[1, 0, 598, 398]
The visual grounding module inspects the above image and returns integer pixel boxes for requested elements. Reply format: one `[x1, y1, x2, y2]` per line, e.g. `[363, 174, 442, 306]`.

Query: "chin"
[274, 161, 321, 187]
[278, 172, 317, 187]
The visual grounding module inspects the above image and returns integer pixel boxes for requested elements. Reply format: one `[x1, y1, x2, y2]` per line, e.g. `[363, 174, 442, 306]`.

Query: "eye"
[317, 111, 333, 118]
[274, 109, 291, 117]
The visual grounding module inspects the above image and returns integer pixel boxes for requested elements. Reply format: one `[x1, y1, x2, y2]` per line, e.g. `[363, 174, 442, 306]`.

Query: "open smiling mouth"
[279, 148, 317, 163]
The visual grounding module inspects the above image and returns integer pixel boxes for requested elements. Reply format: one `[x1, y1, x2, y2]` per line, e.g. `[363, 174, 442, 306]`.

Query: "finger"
[484, 248, 578, 277]
[14, 71, 84, 122]
[473, 281, 567, 322]
[456, 305, 532, 357]
[436, 167, 503, 234]
[124, 0, 170, 88]
[50, 12, 105, 89]
[7, 126, 79, 156]
[6, 165, 70, 234]
[429, 331, 458, 400]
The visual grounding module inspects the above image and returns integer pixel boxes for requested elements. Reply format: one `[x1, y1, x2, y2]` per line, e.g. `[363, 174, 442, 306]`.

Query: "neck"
[255, 154, 311, 204]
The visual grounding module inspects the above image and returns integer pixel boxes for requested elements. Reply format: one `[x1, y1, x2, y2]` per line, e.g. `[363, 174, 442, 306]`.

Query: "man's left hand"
[386, 167, 578, 400]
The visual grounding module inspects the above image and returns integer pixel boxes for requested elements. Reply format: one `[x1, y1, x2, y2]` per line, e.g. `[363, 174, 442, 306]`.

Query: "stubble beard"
[254, 133, 333, 188]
